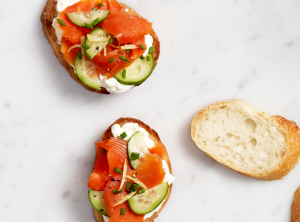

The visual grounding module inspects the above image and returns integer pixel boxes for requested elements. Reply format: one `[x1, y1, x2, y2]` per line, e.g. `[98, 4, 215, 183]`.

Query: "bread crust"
[41, 0, 160, 94]
[92, 117, 173, 222]
[292, 186, 300, 222]
[191, 100, 300, 181]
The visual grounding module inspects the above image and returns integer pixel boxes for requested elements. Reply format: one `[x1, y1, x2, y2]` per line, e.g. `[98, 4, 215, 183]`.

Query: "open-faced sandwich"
[41, 0, 160, 94]
[87, 118, 175, 222]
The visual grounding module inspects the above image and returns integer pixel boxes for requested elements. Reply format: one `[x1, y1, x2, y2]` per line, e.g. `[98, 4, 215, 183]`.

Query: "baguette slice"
[292, 186, 300, 222]
[92, 117, 173, 222]
[41, 0, 160, 94]
[191, 100, 300, 180]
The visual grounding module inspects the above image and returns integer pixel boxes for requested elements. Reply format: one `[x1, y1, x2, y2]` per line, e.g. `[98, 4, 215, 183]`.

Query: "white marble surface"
[1, 0, 300, 221]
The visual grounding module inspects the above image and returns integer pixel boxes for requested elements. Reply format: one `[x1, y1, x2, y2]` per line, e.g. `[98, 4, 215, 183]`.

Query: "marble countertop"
[1, 0, 300, 221]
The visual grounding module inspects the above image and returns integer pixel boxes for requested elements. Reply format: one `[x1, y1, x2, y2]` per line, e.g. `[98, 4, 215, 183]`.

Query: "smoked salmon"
[57, 0, 152, 78]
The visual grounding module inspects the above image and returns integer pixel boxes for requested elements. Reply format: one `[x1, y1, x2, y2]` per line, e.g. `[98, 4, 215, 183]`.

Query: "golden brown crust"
[41, 0, 160, 94]
[93, 117, 172, 222]
[191, 100, 300, 181]
[292, 186, 300, 222]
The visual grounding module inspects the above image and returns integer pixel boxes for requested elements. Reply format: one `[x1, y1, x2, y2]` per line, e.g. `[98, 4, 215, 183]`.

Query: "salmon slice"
[129, 153, 165, 188]
[101, 10, 152, 45]
[149, 142, 165, 160]
[95, 138, 130, 177]
[104, 175, 144, 222]
[88, 145, 109, 191]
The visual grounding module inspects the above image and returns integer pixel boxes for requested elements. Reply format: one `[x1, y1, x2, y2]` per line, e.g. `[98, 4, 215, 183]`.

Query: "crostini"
[87, 117, 175, 222]
[41, 0, 160, 94]
[191, 100, 300, 181]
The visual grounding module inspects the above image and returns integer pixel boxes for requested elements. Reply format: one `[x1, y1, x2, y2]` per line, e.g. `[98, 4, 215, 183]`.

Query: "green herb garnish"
[92, 7, 98, 10]
[82, 44, 90, 50]
[137, 189, 145, 194]
[125, 182, 131, 190]
[114, 167, 122, 174]
[98, 3, 104, 7]
[120, 208, 125, 215]
[132, 183, 140, 191]
[149, 46, 154, 54]
[122, 69, 126, 79]
[109, 57, 115, 63]
[120, 56, 130, 63]
[139, 44, 146, 49]
[102, 148, 106, 154]
[109, 38, 114, 44]
[120, 132, 127, 139]
[131, 152, 140, 161]
[126, 49, 131, 54]
[57, 19, 66, 26]
[113, 189, 122, 195]
[140, 55, 145, 60]
[77, 50, 82, 60]
[147, 55, 151, 62]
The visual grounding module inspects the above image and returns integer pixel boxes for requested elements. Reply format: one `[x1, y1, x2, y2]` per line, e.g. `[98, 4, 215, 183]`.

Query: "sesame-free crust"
[41, 0, 160, 94]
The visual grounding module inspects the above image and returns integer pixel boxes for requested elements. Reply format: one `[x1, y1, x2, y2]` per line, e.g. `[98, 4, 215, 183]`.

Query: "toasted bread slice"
[191, 100, 300, 180]
[92, 117, 172, 222]
[292, 186, 300, 222]
[41, 0, 160, 94]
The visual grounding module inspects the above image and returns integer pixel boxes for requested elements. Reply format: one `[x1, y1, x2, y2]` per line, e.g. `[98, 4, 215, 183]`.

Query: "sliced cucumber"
[85, 28, 109, 59]
[114, 54, 154, 85]
[74, 54, 100, 89]
[67, 10, 110, 27]
[88, 190, 109, 216]
[127, 131, 149, 169]
[127, 183, 169, 215]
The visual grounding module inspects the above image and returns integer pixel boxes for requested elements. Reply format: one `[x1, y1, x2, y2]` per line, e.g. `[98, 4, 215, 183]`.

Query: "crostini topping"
[112, 191, 136, 207]
[114, 167, 122, 174]
[120, 207, 125, 215]
[57, 18, 66, 26]
[120, 132, 127, 139]
[126, 175, 147, 191]
[118, 159, 127, 190]
[67, 44, 81, 53]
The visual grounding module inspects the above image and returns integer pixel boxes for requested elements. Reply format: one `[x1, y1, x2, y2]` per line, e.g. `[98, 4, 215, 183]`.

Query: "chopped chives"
[92, 7, 98, 10]
[149, 46, 154, 54]
[147, 55, 151, 62]
[102, 148, 106, 154]
[114, 167, 122, 174]
[109, 38, 114, 44]
[120, 56, 130, 63]
[132, 183, 140, 191]
[98, 3, 104, 7]
[126, 49, 131, 54]
[122, 69, 126, 79]
[139, 44, 146, 49]
[131, 152, 140, 161]
[109, 57, 115, 63]
[137, 189, 145, 194]
[140, 55, 145, 60]
[57, 19, 66, 26]
[84, 22, 94, 29]
[81, 44, 90, 50]
[120, 131, 127, 139]
[125, 182, 131, 190]
[113, 189, 122, 195]
[93, 17, 100, 26]
[77, 50, 82, 60]
[120, 207, 125, 215]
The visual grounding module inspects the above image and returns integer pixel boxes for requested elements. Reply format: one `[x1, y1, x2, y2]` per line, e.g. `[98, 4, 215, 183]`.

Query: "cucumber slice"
[114, 54, 154, 85]
[67, 10, 110, 27]
[88, 190, 109, 216]
[127, 131, 149, 169]
[127, 183, 169, 215]
[74, 54, 101, 89]
[85, 28, 109, 59]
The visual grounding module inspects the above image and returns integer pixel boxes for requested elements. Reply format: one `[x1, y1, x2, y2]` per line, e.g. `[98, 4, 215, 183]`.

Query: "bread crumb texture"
[292, 187, 300, 222]
[191, 100, 300, 180]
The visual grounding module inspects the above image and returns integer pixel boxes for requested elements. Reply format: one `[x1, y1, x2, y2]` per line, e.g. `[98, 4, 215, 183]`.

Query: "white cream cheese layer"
[110, 122, 175, 220]
[52, 0, 153, 94]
